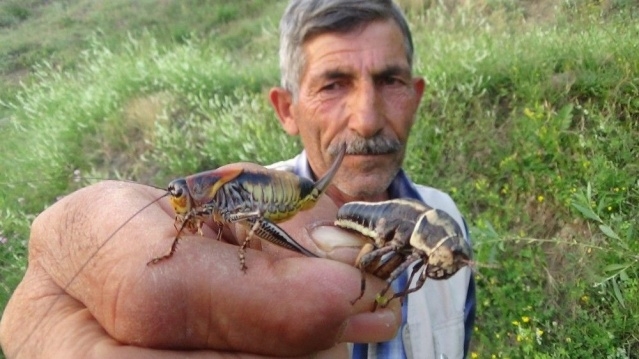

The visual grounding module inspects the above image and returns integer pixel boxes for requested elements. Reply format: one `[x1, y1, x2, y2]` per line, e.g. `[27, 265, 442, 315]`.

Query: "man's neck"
[325, 185, 390, 208]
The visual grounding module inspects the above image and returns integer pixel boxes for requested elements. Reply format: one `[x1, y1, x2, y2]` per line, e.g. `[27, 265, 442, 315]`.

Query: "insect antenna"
[83, 191, 171, 270]
[462, 258, 500, 273]
[103, 178, 166, 191]
[69, 169, 166, 191]
[10, 191, 170, 357]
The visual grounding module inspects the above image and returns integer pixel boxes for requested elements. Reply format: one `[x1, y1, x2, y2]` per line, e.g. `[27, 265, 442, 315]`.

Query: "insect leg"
[219, 209, 264, 271]
[237, 216, 318, 271]
[397, 261, 424, 306]
[350, 243, 375, 305]
[377, 260, 424, 310]
[358, 246, 396, 269]
[238, 218, 262, 272]
[385, 263, 430, 305]
[147, 207, 211, 265]
[147, 217, 192, 265]
[213, 220, 224, 240]
[350, 245, 396, 305]
[374, 252, 422, 310]
[226, 210, 261, 222]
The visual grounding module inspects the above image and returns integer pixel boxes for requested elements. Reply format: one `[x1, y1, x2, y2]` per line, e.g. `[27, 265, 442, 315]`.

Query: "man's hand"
[0, 181, 400, 358]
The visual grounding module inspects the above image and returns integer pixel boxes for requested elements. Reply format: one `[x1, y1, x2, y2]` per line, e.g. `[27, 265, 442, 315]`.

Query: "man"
[0, 0, 474, 358]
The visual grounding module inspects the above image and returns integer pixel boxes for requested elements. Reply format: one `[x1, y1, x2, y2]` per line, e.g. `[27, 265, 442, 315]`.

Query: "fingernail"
[310, 225, 366, 252]
[338, 309, 401, 343]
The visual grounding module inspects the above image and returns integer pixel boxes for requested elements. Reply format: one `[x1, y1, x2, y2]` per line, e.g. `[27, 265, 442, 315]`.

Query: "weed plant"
[1, 1, 638, 358]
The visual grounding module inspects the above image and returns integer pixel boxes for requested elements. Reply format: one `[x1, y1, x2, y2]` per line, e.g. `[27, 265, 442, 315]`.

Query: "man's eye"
[320, 81, 345, 92]
[378, 77, 404, 86]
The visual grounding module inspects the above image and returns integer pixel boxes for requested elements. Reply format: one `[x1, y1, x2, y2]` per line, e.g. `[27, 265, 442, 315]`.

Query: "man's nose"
[348, 81, 384, 138]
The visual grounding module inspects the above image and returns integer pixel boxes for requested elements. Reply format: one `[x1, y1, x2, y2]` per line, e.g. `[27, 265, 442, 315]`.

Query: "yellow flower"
[512, 320, 520, 326]
[537, 195, 544, 203]
[516, 334, 523, 342]
[524, 107, 535, 119]
[537, 329, 544, 337]
[471, 353, 479, 359]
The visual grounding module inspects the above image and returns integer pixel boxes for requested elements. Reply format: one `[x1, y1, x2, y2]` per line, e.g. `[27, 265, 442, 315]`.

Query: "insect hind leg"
[230, 210, 318, 272]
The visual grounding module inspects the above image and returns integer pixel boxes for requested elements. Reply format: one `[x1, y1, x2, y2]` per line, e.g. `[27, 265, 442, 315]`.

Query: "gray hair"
[278, 0, 414, 98]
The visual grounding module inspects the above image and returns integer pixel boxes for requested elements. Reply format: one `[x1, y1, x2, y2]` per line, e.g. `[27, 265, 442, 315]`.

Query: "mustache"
[328, 136, 402, 156]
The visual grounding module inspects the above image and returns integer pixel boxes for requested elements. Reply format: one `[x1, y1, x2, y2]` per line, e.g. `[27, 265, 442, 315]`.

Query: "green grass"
[1, 0, 638, 358]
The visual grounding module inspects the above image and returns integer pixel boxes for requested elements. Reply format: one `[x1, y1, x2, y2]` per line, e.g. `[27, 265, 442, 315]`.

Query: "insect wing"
[184, 166, 243, 205]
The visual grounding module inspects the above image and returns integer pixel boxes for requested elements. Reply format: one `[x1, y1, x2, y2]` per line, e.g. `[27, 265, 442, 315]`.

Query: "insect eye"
[168, 179, 187, 197]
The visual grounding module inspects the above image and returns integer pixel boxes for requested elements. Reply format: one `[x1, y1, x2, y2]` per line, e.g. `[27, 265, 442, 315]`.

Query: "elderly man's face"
[271, 19, 424, 202]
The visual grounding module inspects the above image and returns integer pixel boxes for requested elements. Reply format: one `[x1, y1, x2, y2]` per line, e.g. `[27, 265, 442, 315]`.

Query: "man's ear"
[269, 87, 299, 135]
[408, 77, 426, 117]
[413, 77, 426, 101]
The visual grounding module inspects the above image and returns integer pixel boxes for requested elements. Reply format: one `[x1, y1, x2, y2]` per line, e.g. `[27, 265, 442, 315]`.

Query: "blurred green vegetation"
[1, 0, 638, 358]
